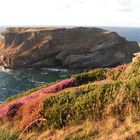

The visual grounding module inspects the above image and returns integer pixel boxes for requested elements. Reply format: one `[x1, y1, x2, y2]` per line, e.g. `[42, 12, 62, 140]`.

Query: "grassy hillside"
[1, 56, 140, 140]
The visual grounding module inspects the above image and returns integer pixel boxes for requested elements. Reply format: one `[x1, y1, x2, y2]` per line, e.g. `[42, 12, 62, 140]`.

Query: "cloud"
[117, 0, 132, 12]
[75, 0, 86, 4]
[118, 8, 132, 12]
[59, 0, 87, 10]
[118, 0, 132, 6]
[61, 4, 73, 9]
[0, 0, 140, 27]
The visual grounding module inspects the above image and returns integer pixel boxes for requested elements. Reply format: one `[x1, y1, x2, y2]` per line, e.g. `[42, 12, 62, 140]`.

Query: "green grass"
[42, 66, 140, 129]
[0, 128, 19, 140]
[64, 135, 89, 140]
[42, 80, 122, 128]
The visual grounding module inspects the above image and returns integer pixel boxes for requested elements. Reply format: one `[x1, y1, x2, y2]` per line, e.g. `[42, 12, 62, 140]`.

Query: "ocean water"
[0, 26, 140, 101]
[0, 67, 70, 101]
[100, 26, 140, 43]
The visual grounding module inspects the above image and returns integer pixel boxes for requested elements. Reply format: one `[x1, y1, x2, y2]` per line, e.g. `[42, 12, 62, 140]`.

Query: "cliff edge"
[0, 27, 139, 69]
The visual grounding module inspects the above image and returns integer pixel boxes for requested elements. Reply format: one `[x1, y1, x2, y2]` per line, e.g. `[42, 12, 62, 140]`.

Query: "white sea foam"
[41, 68, 68, 72]
[41, 71, 48, 75]
[28, 79, 44, 84]
[0, 66, 12, 73]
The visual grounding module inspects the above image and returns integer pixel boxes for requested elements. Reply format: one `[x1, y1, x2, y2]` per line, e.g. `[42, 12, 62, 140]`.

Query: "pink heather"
[0, 78, 77, 119]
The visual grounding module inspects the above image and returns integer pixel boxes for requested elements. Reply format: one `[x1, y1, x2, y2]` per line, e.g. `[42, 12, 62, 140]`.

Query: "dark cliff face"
[0, 27, 139, 69]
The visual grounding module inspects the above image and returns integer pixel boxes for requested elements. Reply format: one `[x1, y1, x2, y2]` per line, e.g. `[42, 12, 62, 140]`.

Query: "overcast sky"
[0, 0, 140, 27]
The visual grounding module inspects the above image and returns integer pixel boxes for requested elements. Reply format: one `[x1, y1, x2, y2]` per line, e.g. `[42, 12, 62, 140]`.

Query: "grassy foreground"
[1, 56, 140, 140]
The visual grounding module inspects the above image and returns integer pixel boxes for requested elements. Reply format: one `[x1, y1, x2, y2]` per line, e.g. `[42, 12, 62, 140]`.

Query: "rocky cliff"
[0, 27, 139, 69]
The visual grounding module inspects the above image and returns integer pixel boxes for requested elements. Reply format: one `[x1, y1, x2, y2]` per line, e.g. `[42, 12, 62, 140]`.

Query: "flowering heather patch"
[42, 79, 77, 93]
[0, 78, 77, 129]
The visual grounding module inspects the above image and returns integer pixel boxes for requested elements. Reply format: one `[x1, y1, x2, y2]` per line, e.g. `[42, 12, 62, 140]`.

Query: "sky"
[0, 0, 140, 27]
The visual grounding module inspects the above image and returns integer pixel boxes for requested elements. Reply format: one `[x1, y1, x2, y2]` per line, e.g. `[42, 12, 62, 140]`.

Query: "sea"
[0, 26, 140, 101]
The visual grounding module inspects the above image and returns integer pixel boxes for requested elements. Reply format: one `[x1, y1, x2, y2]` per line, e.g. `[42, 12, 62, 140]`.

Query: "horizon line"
[1, 25, 140, 28]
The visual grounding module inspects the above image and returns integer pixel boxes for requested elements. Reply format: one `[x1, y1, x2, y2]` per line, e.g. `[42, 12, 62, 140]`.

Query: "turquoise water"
[0, 26, 140, 101]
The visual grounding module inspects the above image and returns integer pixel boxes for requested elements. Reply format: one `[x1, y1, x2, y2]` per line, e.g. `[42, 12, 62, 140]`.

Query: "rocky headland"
[0, 27, 139, 69]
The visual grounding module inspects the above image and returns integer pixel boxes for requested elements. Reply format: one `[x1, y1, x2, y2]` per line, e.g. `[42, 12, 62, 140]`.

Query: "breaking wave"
[0, 66, 12, 73]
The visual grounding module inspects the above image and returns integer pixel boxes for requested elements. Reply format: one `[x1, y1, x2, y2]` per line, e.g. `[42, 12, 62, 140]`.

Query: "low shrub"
[72, 68, 106, 84]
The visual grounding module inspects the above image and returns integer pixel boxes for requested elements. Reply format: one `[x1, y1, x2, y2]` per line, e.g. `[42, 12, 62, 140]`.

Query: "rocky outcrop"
[0, 27, 139, 69]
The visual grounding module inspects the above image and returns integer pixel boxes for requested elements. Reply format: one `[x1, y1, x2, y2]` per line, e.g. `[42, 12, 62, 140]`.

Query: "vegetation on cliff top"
[0, 57, 140, 139]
